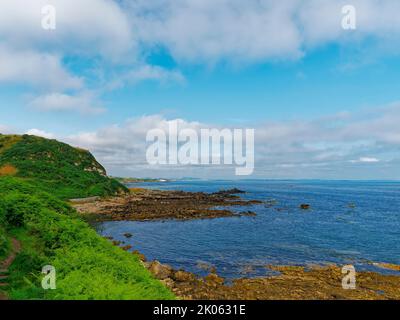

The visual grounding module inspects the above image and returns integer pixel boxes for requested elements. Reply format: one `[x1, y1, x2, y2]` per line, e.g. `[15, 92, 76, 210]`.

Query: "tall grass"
[0, 177, 174, 300]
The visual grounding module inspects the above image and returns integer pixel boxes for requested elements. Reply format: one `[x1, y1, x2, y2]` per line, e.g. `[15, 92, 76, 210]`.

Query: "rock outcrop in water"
[73, 188, 262, 221]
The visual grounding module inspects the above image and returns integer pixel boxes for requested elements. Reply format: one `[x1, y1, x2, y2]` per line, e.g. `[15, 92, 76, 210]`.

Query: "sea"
[95, 180, 400, 279]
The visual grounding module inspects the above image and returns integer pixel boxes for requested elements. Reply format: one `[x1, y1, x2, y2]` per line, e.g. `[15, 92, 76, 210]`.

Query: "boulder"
[241, 211, 257, 217]
[214, 188, 245, 195]
[160, 278, 175, 288]
[149, 261, 173, 280]
[204, 273, 225, 286]
[173, 270, 196, 282]
[132, 250, 146, 262]
[123, 233, 133, 238]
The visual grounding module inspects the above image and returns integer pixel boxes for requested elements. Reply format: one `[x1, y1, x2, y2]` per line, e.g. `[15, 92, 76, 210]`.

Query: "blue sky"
[1, 0, 400, 179]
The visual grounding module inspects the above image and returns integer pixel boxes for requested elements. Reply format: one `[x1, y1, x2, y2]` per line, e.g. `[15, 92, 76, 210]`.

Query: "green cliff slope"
[0, 134, 127, 199]
[0, 134, 173, 300]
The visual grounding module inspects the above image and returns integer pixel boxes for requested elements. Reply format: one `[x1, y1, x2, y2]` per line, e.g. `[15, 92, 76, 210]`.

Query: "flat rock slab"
[73, 189, 262, 222]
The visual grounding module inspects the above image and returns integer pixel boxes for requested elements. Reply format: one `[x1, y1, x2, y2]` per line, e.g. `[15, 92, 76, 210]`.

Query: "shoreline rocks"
[73, 188, 262, 222]
[106, 234, 400, 300]
[148, 261, 173, 280]
[147, 260, 400, 300]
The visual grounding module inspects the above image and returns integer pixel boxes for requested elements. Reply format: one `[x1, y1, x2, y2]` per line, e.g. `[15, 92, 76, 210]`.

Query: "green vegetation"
[0, 226, 10, 260]
[0, 134, 174, 300]
[0, 134, 128, 199]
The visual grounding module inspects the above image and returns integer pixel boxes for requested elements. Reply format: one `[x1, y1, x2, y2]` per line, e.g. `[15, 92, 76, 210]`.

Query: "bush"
[0, 227, 9, 259]
[0, 177, 174, 300]
[0, 133, 172, 300]
[0, 134, 128, 199]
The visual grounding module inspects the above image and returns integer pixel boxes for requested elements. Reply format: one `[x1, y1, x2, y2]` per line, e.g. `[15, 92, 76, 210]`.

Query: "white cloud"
[350, 157, 380, 163]
[63, 103, 400, 179]
[126, 65, 185, 84]
[0, 0, 134, 115]
[66, 115, 203, 170]
[2, 0, 400, 118]
[0, 0, 133, 59]
[28, 92, 105, 114]
[126, 0, 400, 64]
[2, 0, 400, 69]
[25, 128, 55, 139]
[128, 0, 303, 63]
[0, 46, 82, 90]
[4, 0, 400, 66]
[107, 65, 186, 90]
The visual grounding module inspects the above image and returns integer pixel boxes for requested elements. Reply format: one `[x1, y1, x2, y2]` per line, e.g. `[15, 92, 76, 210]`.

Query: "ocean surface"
[95, 180, 400, 279]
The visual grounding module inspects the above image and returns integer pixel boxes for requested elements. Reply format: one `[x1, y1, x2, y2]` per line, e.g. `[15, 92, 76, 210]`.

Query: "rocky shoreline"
[72, 188, 262, 222]
[111, 244, 400, 300]
[76, 187, 400, 300]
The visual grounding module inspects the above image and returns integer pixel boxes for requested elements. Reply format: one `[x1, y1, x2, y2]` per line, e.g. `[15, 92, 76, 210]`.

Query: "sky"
[1, 0, 400, 179]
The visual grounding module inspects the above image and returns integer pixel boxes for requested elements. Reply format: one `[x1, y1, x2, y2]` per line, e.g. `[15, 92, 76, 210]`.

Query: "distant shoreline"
[112, 177, 171, 184]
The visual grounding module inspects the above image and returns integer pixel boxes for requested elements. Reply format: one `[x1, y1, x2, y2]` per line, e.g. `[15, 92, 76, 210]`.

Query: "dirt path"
[0, 238, 21, 300]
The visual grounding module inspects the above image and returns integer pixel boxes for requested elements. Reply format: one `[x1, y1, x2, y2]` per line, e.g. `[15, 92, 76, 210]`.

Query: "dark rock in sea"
[149, 261, 173, 280]
[121, 245, 132, 251]
[248, 200, 263, 204]
[241, 211, 257, 217]
[73, 188, 260, 222]
[112, 240, 123, 246]
[132, 250, 146, 262]
[123, 232, 133, 238]
[214, 188, 246, 195]
[300, 204, 311, 210]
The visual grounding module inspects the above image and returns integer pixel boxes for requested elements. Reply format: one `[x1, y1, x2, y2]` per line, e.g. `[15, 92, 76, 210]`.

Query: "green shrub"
[0, 177, 174, 300]
[0, 134, 128, 199]
[0, 134, 173, 300]
[0, 227, 9, 259]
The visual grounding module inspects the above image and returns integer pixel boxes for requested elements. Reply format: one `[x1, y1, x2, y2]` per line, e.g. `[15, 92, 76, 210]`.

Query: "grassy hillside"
[0, 226, 9, 260]
[0, 134, 174, 300]
[0, 134, 127, 199]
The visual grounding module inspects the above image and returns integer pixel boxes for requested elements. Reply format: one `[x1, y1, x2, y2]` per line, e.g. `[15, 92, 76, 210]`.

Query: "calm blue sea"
[95, 180, 400, 279]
